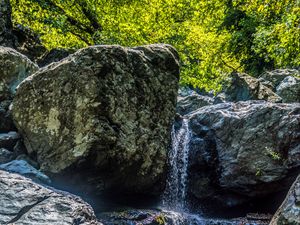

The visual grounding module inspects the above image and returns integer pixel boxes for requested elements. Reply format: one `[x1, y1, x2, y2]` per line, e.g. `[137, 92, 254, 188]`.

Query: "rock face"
[259, 69, 300, 89]
[12, 44, 180, 195]
[259, 69, 300, 103]
[0, 159, 51, 184]
[276, 76, 300, 103]
[187, 101, 300, 207]
[0, 170, 101, 225]
[0, 46, 38, 101]
[270, 174, 300, 225]
[223, 72, 282, 102]
[177, 91, 214, 116]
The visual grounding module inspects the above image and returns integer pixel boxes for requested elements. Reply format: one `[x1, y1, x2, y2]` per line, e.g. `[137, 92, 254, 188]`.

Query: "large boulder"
[270, 174, 300, 225]
[0, 170, 101, 225]
[0, 46, 38, 101]
[12, 44, 179, 195]
[223, 73, 282, 102]
[187, 101, 300, 208]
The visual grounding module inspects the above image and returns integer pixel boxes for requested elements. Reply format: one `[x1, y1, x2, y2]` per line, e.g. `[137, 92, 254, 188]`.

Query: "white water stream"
[162, 118, 191, 211]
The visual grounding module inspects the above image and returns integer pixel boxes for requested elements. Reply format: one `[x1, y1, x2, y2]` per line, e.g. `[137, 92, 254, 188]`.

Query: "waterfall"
[162, 118, 191, 211]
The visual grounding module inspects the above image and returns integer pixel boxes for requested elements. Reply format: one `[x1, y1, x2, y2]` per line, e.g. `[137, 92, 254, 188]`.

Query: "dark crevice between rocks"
[6, 195, 50, 224]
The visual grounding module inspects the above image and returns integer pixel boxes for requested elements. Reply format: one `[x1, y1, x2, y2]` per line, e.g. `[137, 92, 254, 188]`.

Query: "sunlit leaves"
[10, 0, 300, 91]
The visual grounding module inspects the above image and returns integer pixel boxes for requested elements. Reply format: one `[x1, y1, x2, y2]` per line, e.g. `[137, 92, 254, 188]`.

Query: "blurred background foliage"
[10, 0, 300, 92]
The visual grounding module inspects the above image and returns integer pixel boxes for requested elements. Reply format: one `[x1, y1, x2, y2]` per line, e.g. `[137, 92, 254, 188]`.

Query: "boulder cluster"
[0, 2, 299, 223]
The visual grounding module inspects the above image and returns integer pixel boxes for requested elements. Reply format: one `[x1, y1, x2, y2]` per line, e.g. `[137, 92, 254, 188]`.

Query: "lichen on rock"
[12, 44, 180, 196]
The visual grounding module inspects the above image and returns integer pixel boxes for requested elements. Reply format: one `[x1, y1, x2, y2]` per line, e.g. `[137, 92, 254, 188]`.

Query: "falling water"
[162, 118, 191, 211]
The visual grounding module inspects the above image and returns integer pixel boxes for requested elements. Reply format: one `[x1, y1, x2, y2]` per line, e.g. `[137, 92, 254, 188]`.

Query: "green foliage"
[255, 168, 262, 177]
[155, 214, 166, 224]
[265, 147, 281, 161]
[10, 0, 300, 91]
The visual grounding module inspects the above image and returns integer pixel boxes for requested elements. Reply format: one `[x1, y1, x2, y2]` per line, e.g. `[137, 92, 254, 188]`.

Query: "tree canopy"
[10, 0, 300, 92]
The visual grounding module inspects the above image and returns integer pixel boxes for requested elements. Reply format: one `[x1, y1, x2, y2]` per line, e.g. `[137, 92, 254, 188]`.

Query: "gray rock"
[12, 44, 179, 195]
[0, 131, 20, 150]
[0, 159, 50, 184]
[187, 101, 300, 206]
[270, 174, 300, 225]
[0, 170, 101, 225]
[223, 72, 282, 102]
[259, 69, 300, 89]
[0, 47, 38, 101]
[0, 147, 14, 164]
[177, 91, 214, 115]
[276, 76, 300, 103]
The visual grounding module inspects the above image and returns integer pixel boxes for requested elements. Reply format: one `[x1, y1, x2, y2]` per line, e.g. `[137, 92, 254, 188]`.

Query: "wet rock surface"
[98, 209, 270, 225]
[0, 170, 101, 225]
[12, 44, 179, 196]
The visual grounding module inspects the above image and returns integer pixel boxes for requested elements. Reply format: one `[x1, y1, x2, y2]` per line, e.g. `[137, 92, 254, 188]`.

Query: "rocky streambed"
[0, 42, 299, 225]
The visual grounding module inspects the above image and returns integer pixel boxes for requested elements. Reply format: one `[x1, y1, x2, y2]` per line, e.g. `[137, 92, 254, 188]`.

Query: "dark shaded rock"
[0, 0, 17, 47]
[276, 76, 300, 103]
[270, 174, 300, 225]
[0, 159, 50, 184]
[37, 48, 74, 67]
[12, 44, 179, 196]
[223, 73, 282, 102]
[13, 139, 27, 156]
[0, 102, 15, 132]
[12, 24, 47, 62]
[98, 209, 268, 225]
[187, 101, 300, 207]
[0, 46, 38, 101]
[0, 131, 20, 150]
[0, 147, 14, 163]
[0, 169, 101, 225]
